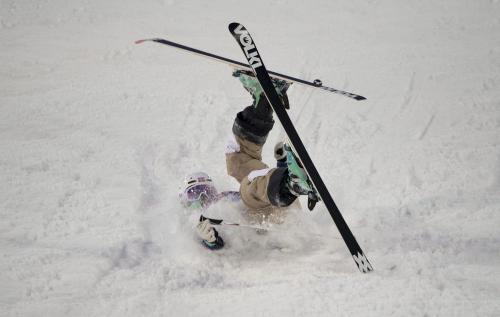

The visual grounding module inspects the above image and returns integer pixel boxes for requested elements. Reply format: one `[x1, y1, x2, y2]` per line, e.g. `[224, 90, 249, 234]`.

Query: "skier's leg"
[225, 120, 269, 184]
[226, 73, 297, 212]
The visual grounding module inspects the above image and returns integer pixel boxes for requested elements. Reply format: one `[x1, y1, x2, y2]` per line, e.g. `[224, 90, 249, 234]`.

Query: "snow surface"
[1, 0, 500, 316]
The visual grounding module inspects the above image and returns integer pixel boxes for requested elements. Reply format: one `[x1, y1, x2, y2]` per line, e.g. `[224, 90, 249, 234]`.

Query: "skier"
[180, 71, 312, 250]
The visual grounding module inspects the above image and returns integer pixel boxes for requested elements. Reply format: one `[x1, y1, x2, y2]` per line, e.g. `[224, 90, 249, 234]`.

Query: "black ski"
[228, 22, 373, 273]
[135, 38, 366, 101]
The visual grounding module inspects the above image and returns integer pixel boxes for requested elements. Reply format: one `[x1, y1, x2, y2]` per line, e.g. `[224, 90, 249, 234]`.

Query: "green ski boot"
[233, 70, 291, 108]
[283, 143, 312, 196]
[282, 142, 321, 210]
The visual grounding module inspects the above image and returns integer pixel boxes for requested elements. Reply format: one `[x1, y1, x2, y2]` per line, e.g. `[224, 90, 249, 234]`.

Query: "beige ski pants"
[225, 134, 298, 218]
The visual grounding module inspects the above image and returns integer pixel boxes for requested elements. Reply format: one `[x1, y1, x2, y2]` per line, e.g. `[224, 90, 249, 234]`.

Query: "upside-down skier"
[179, 71, 313, 249]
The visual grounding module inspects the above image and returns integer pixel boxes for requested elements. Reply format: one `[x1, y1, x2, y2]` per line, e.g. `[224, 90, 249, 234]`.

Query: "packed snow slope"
[1, 0, 500, 316]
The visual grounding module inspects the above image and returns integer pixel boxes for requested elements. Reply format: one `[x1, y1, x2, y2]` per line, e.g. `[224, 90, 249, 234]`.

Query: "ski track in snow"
[1, 0, 500, 316]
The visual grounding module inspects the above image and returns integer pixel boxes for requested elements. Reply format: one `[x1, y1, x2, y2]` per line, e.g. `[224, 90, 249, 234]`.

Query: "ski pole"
[199, 215, 341, 239]
[200, 215, 273, 231]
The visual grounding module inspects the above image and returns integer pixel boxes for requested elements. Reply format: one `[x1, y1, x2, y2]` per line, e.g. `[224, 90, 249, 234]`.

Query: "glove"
[196, 219, 224, 250]
[274, 141, 287, 168]
[274, 141, 286, 161]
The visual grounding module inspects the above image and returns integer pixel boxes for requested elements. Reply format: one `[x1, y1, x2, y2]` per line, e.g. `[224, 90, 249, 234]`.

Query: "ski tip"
[356, 96, 367, 101]
[228, 22, 242, 31]
[134, 38, 159, 45]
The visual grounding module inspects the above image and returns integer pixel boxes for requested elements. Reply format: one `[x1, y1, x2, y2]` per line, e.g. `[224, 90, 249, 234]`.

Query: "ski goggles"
[183, 184, 217, 208]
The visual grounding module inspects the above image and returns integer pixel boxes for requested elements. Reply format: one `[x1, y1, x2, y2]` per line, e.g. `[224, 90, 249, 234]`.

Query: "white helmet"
[179, 172, 218, 209]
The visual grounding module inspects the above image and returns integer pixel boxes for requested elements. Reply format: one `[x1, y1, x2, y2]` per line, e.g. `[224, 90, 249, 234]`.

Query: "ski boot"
[275, 141, 321, 210]
[232, 69, 291, 109]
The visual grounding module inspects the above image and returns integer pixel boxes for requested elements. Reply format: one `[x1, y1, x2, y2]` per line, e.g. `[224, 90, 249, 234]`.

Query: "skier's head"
[179, 171, 218, 209]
